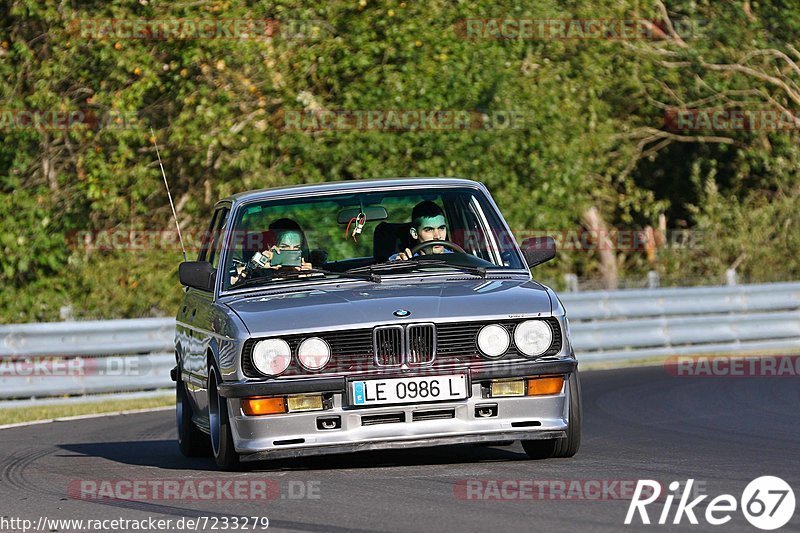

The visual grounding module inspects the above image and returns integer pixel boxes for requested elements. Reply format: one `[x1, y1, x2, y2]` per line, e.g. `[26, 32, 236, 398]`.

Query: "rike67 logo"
[626, 477, 796, 530]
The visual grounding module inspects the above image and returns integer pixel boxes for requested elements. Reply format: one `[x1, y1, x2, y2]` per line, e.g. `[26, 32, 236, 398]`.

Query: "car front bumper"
[224, 360, 577, 461]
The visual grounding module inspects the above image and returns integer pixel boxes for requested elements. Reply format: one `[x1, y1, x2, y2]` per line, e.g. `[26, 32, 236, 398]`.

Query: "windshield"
[222, 186, 525, 290]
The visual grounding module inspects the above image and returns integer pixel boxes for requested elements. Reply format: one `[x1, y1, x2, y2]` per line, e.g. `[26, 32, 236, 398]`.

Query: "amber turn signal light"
[241, 396, 287, 416]
[526, 375, 565, 396]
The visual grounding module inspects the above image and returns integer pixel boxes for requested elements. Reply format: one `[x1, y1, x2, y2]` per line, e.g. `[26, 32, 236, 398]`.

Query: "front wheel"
[176, 373, 210, 457]
[522, 370, 582, 459]
[208, 365, 241, 470]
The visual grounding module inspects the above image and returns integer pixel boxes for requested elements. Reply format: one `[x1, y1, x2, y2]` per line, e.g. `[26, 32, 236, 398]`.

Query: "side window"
[444, 194, 491, 262]
[464, 195, 501, 264]
[197, 210, 220, 262]
[469, 195, 523, 268]
[208, 208, 230, 269]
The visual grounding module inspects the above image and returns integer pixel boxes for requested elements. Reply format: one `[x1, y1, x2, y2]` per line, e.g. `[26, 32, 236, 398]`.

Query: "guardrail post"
[59, 305, 74, 321]
[647, 271, 660, 289]
[726, 268, 738, 286]
[565, 273, 579, 292]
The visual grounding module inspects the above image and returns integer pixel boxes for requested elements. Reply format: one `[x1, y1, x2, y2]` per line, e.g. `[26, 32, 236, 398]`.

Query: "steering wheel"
[409, 240, 465, 255]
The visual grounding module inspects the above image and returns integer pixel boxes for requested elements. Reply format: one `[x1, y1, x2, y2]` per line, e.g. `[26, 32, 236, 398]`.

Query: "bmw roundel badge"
[393, 309, 411, 317]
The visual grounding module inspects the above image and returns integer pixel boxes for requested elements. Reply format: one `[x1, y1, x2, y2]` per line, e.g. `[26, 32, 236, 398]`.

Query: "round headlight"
[514, 320, 553, 357]
[252, 339, 292, 375]
[297, 337, 331, 371]
[477, 324, 510, 358]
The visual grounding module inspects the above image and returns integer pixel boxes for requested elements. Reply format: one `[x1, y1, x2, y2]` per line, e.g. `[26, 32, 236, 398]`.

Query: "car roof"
[220, 177, 486, 206]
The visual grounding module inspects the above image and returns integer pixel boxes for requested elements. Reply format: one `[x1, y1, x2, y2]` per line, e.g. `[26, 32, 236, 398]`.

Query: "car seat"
[373, 222, 413, 262]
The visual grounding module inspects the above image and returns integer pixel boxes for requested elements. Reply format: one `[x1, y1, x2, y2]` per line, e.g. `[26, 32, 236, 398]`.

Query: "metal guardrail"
[0, 318, 174, 357]
[560, 282, 800, 320]
[561, 282, 800, 361]
[0, 319, 175, 400]
[1, 282, 799, 400]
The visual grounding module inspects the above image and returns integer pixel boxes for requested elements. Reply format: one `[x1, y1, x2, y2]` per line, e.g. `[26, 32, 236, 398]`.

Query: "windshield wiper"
[280, 268, 380, 282]
[231, 268, 378, 290]
[229, 275, 279, 291]
[345, 258, 449, 274]
[345, 258, 487, 278]
[441, 263, 488, 278]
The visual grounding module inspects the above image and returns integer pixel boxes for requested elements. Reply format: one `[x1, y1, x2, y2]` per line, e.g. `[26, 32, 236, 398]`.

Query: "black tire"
[176, 373, 210, 457]
[522, 370, 582, 459]
[208, 365, 241, 470]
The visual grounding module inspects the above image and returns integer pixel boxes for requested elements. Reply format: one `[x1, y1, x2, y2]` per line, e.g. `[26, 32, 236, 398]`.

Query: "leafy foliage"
[0, 0, 798, 320]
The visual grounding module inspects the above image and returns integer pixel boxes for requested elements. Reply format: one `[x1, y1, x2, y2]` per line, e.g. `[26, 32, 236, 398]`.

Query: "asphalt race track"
[1, 366, 798, 532]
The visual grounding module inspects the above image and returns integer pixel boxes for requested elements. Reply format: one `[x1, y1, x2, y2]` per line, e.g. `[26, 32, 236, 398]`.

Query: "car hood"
[222, 277, 553, 337]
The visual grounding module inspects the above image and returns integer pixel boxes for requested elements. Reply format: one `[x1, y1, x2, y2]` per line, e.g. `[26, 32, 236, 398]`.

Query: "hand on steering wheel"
[409, 240, 465, 255]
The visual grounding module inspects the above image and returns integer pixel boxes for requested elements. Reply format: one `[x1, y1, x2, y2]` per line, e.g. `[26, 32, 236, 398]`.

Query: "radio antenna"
[152, 127, 187, 262]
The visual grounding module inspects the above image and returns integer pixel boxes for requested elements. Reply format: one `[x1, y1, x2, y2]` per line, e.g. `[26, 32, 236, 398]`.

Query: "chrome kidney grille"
[406, 323, 436, 365]
[374, 325, 404, 367]
[373, 323, 436, 367]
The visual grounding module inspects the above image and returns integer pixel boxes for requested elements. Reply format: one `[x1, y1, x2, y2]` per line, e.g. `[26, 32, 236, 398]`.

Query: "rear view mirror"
[179, 261, 216, 291]
[521, 236, 556, 268]
[337, 206, 389, 224]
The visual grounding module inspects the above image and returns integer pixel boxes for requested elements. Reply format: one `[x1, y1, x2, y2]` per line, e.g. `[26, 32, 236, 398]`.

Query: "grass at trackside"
[0, 394, 173, 426]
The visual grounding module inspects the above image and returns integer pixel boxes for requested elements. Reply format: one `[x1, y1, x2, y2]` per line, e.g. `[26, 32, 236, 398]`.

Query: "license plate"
[350, 374, 467, 406]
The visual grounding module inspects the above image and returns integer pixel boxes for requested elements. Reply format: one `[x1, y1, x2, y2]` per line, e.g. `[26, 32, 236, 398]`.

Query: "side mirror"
[521, 236, 556, 268]
[179, 261, 216, 291]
